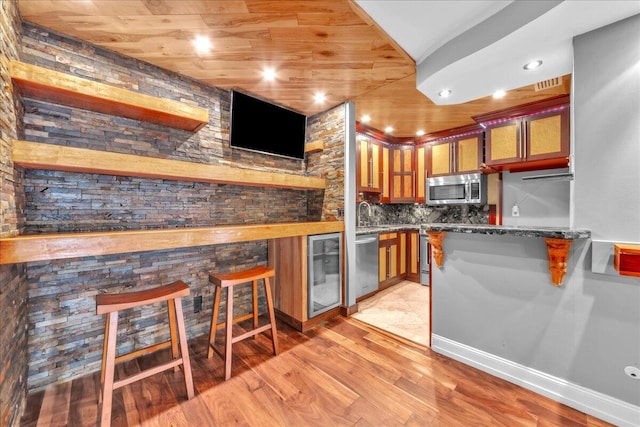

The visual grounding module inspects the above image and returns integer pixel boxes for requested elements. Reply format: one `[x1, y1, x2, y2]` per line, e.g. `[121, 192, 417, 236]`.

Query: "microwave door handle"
[465, 181, 471, 201]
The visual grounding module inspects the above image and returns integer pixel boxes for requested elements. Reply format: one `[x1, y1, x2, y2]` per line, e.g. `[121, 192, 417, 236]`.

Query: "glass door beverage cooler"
[308, 232, 342, 318]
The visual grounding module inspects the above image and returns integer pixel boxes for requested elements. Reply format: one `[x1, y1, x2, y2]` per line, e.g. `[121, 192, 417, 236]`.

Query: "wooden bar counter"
[0, 221, 344, 264]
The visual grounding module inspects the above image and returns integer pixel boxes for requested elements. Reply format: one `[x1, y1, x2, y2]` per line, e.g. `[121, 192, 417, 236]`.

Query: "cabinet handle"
[368, 157, 373, 187]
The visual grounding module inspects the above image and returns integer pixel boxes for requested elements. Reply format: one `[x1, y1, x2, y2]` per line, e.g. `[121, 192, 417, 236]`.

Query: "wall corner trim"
[431, 334, 640, 427]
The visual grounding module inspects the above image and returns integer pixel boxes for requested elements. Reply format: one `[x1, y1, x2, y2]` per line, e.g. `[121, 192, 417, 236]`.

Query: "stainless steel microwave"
[426, 173, 487, 205]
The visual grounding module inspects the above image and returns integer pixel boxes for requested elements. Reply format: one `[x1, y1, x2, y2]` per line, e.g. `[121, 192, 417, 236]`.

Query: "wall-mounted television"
[230, 90, 307, 160]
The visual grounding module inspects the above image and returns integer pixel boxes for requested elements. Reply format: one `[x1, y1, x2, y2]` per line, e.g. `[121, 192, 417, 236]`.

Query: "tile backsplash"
[357, 203, 489, 226]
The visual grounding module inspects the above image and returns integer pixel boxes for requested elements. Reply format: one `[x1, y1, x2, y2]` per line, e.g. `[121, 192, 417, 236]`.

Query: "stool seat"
[208, 266, 279, 380]
[96, 281, 189, 314]
[209, 265, 274, 287]
[96, 280, 194, 427]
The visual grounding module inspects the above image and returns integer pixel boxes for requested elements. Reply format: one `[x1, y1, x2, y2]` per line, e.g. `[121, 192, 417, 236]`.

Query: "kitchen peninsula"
[423, 223, 590, 286]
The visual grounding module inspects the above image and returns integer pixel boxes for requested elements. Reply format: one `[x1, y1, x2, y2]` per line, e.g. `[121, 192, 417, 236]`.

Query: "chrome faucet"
[358, 201, 371, 227]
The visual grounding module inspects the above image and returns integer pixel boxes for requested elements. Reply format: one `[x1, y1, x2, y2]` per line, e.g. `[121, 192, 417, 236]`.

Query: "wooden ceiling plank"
[245, 0, 353, 14]
[19, 0, 152, 17]
[201, 13, 299, 29]
[140, 0, 250, 15]
[58, 15, 210, 32]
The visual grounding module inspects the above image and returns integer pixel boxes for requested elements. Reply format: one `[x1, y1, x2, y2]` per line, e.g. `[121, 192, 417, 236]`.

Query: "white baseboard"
[431, 334, 640, 427]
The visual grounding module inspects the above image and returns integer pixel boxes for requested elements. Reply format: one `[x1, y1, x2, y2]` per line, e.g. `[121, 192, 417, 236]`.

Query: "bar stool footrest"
[113, 358, 184, 390]
[231, 323, 273, 344]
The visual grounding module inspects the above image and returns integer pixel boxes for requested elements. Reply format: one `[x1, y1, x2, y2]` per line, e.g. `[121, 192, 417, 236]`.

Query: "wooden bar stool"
[96, 280, 194, 427]
[207, 265, 279, 380]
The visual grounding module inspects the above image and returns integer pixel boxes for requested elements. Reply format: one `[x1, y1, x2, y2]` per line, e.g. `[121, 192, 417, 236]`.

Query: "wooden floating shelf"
[0, 221, 344, 265]
[12, 140, 326, 190]
[10, 61, 209, 132]
[304, 140, 324, 154]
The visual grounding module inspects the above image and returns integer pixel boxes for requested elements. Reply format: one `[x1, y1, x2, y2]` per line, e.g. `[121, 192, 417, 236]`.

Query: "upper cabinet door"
[456, 135, 483, 173]
[356, 136, 382, 193]
[525, 108, 570, 162]
[390, 145, 415, 203]
[380, 144, 391, 203]
[429, 140, 453, 177]
[415, 144, 427, 203]
[484, 119, 523, 166]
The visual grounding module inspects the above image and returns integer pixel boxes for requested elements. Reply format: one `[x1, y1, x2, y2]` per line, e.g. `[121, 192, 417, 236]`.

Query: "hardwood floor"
[21, 317, 612, 426]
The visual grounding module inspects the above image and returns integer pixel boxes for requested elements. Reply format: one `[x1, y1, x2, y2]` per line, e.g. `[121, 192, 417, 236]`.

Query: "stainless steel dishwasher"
[355, 234, 379, 299]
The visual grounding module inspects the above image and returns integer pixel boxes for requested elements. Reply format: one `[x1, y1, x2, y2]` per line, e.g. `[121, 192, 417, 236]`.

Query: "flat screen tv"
[230, 90, 307, 160]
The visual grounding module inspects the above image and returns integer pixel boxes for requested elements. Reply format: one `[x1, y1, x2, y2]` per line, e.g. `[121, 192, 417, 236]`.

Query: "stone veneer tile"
[1, 1, 28, 426]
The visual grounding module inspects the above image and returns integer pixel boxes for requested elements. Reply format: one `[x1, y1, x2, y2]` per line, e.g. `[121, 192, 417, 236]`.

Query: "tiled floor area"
[352, 281, 430, 346]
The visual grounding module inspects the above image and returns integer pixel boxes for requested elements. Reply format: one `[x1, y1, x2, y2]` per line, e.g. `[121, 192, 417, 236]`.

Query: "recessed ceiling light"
[360, 114, 371, 123]
[416, 130, 425, 137]
[314, 92, 326, 103]
[262, 68, 276, 81]
[384, 126, 394, 134]
[523, 60, 543, 70]
[193, 36, 211, 53]
[493, 90, 506, 99]
[438, 89, 451, 98]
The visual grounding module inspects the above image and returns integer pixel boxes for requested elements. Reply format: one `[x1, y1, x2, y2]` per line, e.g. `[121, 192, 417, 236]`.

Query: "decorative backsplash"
[357, 203, 489, 226]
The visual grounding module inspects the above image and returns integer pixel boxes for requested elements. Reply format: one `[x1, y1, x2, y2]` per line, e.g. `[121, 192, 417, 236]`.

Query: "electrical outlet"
[193, 295, 202, 313]
[512, 205, 520, 217]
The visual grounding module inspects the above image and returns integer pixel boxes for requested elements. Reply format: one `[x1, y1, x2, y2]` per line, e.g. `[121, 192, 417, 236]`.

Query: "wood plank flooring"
[20, 317, 612, 426]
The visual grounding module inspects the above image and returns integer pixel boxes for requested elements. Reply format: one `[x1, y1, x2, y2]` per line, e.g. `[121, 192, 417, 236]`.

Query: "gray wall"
[571, 12, 640, 404]
[433, 13, 640, 413]
[502, 168, 570, 227]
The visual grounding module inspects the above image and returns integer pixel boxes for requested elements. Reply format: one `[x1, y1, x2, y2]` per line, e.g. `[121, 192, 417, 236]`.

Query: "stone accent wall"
[0, 1, 28, 426]
[24, 171, 308, 233]
[306, 104, 345, 221]
[18, 23, 321, 390]
[26, 242, 264, 387]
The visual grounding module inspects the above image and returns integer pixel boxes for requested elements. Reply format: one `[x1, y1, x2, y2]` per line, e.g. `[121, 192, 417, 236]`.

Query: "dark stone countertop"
[421, 223, 591, 239]
[356, 224, 421, 235]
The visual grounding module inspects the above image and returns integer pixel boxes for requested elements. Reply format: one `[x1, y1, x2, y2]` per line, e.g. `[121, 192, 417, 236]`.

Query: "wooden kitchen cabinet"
[390, 145, 415, 203]
[415, 144, 427, 203]
[380, 144, 391, 203]
[357, 135, 382, 193]
[427, 133, 483, 177]
[379, 232, 400, 289]
[407, 230, 420, 282]
[399, 231, 407, 278]
[477, 95, 570, 172]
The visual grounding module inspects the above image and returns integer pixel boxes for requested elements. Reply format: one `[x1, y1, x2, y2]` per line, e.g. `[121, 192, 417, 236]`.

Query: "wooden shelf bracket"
[544, 238, 573, 286]
[427, 231, 446, 268]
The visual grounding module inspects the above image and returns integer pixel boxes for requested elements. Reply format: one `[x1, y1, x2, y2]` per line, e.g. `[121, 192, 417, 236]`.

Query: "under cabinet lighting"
[523, 60, 543, 70]
[438, 89, 451, 98]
